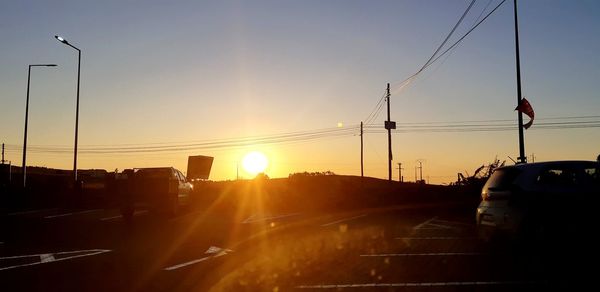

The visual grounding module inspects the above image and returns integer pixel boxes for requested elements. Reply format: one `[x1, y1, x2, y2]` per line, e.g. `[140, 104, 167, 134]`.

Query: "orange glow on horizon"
[242, 151, 269, 176]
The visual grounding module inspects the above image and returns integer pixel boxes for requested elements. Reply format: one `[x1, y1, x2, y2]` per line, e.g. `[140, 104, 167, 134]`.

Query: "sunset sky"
[1, 0, 599, 183]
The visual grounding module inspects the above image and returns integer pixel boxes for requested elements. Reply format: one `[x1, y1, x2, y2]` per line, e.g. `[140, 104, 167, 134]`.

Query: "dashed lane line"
[164, 246, 232, 271]
[320, 214, 368, 227]
[360, 252, 484, 257]
[100, 210, 148, 221]
[395, 237, 469, 240]
[44, 209, 102, 219]
[242, 213, 301, 224]
[6, 208, 59, 216]
[296, 281, 541, 289]
[0, 249, 111, 271]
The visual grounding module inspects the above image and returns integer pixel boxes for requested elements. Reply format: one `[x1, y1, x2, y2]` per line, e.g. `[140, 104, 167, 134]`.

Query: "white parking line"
[321, 214, 368, 227]
[433, 219, 473, 227]
[242, 213, 301, 224]
[412, 216, 437, 229]
[360, 252, 484, 257]
[44, 209, 101, 219]
[425, 223, 457, 229]
[6, 208, 58, 216]
[164, 246, 232, 271]
[100, 210, 148, 221]
[296, 281, 539, 289]
[0, 249, 111, 271]
[395, 237, 466, 240]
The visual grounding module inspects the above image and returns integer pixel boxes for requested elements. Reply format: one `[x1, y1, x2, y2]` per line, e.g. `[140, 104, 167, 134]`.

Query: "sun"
[242, 151, 268, 175]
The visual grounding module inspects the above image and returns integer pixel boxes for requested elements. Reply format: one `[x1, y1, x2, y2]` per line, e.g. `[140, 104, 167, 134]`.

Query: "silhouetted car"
[120, 167, 193, 219]
[476, 161, 599, 242]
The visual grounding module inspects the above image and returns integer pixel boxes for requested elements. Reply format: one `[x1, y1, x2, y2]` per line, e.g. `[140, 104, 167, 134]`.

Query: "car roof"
[497, 160, 598, 171]
[135, 167, 174, 171]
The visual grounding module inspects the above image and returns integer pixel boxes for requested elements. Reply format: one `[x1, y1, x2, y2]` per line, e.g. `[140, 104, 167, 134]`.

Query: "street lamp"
[54, 35, 81, 185]
[23, 64, 57, 188]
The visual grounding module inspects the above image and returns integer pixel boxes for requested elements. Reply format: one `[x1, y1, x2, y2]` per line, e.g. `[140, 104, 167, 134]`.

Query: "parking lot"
[0, 201, 588, 291]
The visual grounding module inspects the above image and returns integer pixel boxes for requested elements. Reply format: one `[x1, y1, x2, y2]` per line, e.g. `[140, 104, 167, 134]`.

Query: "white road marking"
[44, 209, 101, 219]
[425, 223, 457, 229]
[395, 237, 467, 240]
[100, 210, 148, 221]
[360, 252, 484, 257]
[433, 219, 473, 226]
[0, 249, 111, 271]
[39, 253, 55, 263]
[321, 214, 368, 227]
[412, 216, 437, 229]
[164, 246, 233, 271]
[6, 208, 58, 216]
[296, 281, 539, 289]
[242, 213, 301, 224]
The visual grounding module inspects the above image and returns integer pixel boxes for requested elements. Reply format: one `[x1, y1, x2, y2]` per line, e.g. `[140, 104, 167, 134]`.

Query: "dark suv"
[476, 160, 599, 242]
[120, 167, 193, 219]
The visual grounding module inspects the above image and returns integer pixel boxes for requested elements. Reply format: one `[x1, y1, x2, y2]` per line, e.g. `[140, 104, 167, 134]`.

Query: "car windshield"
[1, 1, 599, 291]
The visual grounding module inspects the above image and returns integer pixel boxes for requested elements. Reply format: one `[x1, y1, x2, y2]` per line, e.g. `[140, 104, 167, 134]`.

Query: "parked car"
[120, 167, 193, 219]
[476, 160, 599, 243]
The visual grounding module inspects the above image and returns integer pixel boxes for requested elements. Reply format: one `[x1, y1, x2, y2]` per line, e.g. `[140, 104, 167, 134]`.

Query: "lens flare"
[242, 151, 268, 175]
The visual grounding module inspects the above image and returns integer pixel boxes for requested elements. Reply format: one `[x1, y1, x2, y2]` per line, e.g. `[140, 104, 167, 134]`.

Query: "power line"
[365, 0, 504, 127]
[4, 126, 360, 154]
[417, 0, 477, 75]
[426, 0, 507, 69]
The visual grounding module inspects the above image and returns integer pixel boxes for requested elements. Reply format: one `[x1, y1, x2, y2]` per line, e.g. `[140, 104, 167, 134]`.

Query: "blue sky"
[1, 0, 599, 182]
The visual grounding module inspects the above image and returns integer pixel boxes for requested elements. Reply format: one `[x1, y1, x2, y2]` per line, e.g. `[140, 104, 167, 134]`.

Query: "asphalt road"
[0, 199, 590, 291]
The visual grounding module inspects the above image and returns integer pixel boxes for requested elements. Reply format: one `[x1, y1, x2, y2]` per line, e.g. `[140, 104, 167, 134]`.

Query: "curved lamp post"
[55, 35, 81, 184]
[23, 64, 57, 188]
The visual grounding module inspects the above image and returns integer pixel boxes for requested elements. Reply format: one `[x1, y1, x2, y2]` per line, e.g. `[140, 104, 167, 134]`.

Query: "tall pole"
[414, 166, 417, 182]
[419, 161, 423, 181]
[55, 35, 81, 184]
[74, 49, 81, 183]
[2, 143, 5, 164]
[22, 66, 31, 188]
[514, 0, 526, 164]
[397, 162, 403, 182]
[22, 64, 56, 188]
[360, 121, 364, 178]
[386, 83, 392, 181]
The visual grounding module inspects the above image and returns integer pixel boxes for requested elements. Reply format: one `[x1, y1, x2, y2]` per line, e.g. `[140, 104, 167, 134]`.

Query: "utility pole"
[360, 122, 364, 178]
[416, 160, 424, 182]
[396, 162, 403, 182]
[1, 143, 5, 164]
[514, 0, 526, 164]
[414, 166, 417, 182]
[384, 83, 395, 181]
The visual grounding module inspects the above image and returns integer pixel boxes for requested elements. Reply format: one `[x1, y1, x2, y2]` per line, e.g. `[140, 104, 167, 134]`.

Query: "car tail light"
[482, 190, 510, 201]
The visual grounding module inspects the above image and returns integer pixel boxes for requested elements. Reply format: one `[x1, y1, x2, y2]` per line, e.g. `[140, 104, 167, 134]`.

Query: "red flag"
[515, 98, 534, 129]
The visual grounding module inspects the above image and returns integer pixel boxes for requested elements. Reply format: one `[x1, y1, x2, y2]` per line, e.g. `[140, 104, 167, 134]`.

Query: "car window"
[483, 168, 521, 190]
[537, 168, 575, 187]
[136, 168, 171, 179]
[537, 165, 600, 190]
